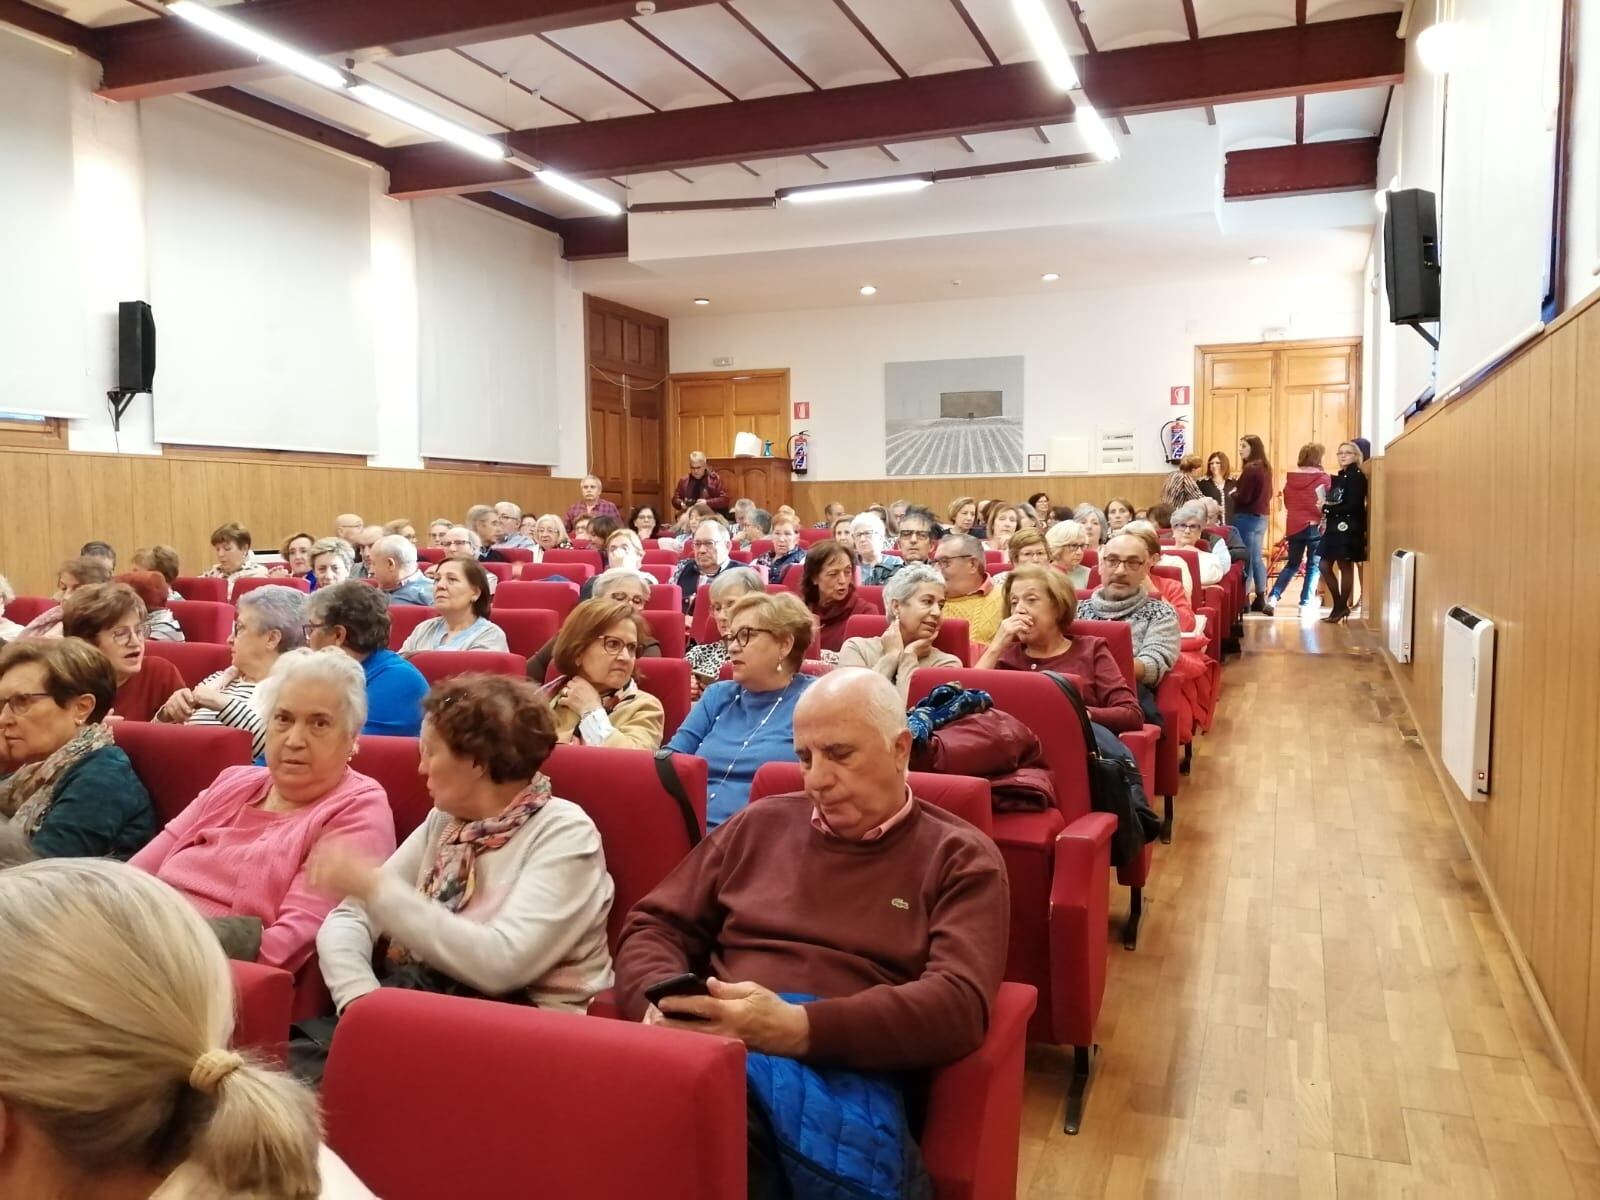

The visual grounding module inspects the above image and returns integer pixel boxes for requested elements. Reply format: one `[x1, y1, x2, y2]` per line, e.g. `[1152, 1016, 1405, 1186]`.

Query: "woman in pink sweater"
[132, 648, 396, 973]
[1265, 442, 1332, 615]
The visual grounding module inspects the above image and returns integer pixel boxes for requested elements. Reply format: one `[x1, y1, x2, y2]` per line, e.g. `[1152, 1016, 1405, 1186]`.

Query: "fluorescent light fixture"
[1075, 102, 1118, 161]
[1248, 255, 1269, 266]
[780, 177, 933, 205]
[1041, 272, 1060, 282]
[693, 298, 711, 305]
[859, 285, 878, 296]
[532, 167, 625, 217]
[167, 0, 345, 90]
[1012, 0, 1080, 91]
[346, 84, 507, 160]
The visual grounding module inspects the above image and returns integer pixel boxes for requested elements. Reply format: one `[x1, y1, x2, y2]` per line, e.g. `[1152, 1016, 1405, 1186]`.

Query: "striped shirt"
[182, 671, 266, 758]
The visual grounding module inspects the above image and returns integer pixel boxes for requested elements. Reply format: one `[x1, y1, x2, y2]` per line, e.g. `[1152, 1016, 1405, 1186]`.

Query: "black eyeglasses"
[595, 636, 640, 658]
[719, 628, 772, 652]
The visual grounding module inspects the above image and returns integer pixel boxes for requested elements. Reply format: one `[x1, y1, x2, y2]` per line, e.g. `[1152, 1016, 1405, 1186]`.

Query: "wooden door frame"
[583, 294, 671, 512]
[1192, 336, 1363, 459]
[666, 368, 792, 477]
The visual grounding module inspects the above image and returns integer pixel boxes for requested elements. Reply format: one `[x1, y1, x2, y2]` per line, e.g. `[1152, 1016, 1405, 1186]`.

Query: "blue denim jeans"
[1233, 512, 1268, 598]
[1270, 523, 1321, 604]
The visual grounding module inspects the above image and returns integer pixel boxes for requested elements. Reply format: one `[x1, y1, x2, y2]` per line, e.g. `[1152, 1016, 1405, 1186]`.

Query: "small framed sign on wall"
[1027, 453, 1046, 472]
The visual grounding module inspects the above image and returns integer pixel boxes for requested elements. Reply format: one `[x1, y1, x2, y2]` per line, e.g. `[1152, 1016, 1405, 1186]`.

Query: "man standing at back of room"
[671, 451, 731, 517]
[565, 475, 621, 533]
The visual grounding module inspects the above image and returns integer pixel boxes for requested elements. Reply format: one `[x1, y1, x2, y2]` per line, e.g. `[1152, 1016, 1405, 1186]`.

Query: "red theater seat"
[229, 960, 293, 1065]
[173, 576, 228, 604]
[2, 596, 53, 626]
[647, 583, 683, 611]
[643, 548, 680, 564]
[798, 528, 830, 544]
[385, 605, 439, 651]
[490, 608, 559, 659]
[840, 614, 972, 667]
[323, 990, 746, 1200]
[517, 562, 593, 583]
[640, 609, 687, 658]
[351, 735, 430, 842]
[497, 547, 535, 563]
[115, 722, 253, 825]
[633, 657, 691, 739]
[542, 548, 599, 565]
[167, 600, 235, 644]
[493, 580, 580, 618]
[747, 538, 774, 558]
[481, 561, 513, 582]
[641, 563, 675, 584]
[234, 576, 308, 598]
[408, 651, 527, 686]
[751, 764, 993, 836]
[417, 547, 445, 564]
[144, 641, 232, 689]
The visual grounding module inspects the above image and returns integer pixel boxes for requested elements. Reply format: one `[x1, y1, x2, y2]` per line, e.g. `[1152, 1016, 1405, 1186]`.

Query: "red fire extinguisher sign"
[1170, 386, 1191, 406]
[793, 401, 810, 420]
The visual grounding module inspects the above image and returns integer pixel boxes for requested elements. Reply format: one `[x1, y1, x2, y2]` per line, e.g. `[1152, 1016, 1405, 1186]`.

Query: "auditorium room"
[0, 0, 1595, 1194]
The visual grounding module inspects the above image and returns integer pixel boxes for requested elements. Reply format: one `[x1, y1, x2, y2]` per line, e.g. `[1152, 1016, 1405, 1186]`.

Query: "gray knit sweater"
[1076, 591, 1181, 683]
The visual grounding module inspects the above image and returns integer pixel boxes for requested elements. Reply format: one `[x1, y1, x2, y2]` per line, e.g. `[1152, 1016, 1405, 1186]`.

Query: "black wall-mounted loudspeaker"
[117, 300, 156, 393]
[1383, 189, 1441, 325]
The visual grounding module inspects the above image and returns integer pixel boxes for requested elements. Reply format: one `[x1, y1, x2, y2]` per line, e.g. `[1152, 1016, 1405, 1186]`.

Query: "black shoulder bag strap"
[653, 749, 704, 848]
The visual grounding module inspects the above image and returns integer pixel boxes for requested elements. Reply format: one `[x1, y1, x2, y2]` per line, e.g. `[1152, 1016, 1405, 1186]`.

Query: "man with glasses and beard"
[931, 532, 1003, 643]
[1077, 532, 1180, 705]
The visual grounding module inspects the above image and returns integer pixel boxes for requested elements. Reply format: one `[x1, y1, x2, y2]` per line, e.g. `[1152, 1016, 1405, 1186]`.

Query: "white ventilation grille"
[1441, 606, 1495, 801]
[1387, 549, 1417, 663]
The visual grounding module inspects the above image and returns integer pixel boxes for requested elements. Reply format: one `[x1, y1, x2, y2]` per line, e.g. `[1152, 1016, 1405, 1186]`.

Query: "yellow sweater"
[943, 587, 1004, 645]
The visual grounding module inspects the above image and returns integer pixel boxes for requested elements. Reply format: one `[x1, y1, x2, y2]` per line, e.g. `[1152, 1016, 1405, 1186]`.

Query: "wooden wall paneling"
[792, 472, 1167, 523]
[730, 373, 788, 454]
[585, 295, 670, 511]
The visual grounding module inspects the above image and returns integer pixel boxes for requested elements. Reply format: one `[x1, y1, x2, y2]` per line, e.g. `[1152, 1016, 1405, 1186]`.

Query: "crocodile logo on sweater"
[891, 898, 909, 910]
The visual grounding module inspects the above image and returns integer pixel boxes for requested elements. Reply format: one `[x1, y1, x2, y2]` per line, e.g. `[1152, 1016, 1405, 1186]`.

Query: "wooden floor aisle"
[1015, 618, 1600, 1197]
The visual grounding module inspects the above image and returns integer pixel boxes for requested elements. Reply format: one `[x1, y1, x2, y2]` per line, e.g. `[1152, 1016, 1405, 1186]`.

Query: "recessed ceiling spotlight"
[1041, 272, 1060, 282]
[1248, 256, 1269, 266]
[693, 297, 711, 305]
[859, 284, 878, 296]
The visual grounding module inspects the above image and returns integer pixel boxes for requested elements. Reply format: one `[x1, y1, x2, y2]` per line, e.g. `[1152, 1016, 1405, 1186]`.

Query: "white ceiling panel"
[1191, 0, 1294, 38]
[1304, 85, 1389, 141]
[542, 20, 730, 111]
[835, 0, 993, 75]
[1083, 1, 1189, 51]
[1214, 96, 1298, 149]
[727, 0, 901, 88]
[631, 5, 809, 100]
[457, 34, 652, 122]
[351, 61, 513, 136]
[377, 50, 567, 131]
[39, 0, 152, 26]
[233, 77, 428, 148]
[951, 0, 1085, 59]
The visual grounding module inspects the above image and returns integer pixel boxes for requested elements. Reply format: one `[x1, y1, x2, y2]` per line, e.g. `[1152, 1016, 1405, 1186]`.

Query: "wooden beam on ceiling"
[386, 14, 1404, 197]
[96, 0, 714, 101]
[1222, 136, 1379, 200]
[0, 0, 104, 56]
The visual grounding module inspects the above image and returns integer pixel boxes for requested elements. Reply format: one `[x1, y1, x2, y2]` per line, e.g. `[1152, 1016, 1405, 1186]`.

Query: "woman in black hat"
[1318, 440, 1369, 623]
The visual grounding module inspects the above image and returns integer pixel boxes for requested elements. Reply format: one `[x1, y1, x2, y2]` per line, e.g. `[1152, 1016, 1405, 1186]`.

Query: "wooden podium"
[709, 457, 792, 516]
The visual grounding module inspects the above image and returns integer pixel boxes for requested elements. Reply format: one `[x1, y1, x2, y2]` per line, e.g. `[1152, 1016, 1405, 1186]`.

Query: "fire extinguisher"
[788, 431, 810, 475]
[1159, 417, 1187, 467]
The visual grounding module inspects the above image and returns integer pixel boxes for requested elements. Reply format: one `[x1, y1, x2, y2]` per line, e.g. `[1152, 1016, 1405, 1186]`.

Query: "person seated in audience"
[400, 558, 508, 656]
[60, 582, 184, 723]
[893, 505, 939, 566]
[351, 525, 384, 580]
[933, 532, 1004, 643]
[730, 497, 756, 528]
[201, 523, 269, 600]
[837, 564, 961, 701]
[273, 532, 315, 586]
[1105, 497, 1136, 537]
[584, 514, 619, 564]
[465, 505, 513, 561]
[884, 499, 908, 533]
[492, 501, 539, 550]
[384, 518, 418, 545]
[541, 599, 665, 750]
[684, 567, 763, 698]
[436, 524, 498, 572]
[428, 517, 452, 547]
[528, 568, 658, 681]
[828, 514, 854, 544]
[309, 536, 355, 591]
[815, 501, 847, 531]
[0, 858, 372, 1198]
[755, 513, 806, 583]
[306, 583, 428, 737]
[369, 535, 434, 606]
[630, 504, 664, 542]
[671, 451, 731, 517]
[1044, 519, 1092, 591]
[603, 526, 646, 573]
[16, 556, 114, 641]
[1169, 501, 1230, 585]
[519, 513, 540, 540]
[1028, 491, 1052, 523]
[571, 516, 593, 545]
[157, 585, 307, 759]
[0, 640, 154, 862]
[667, 591, 816, 827]
[774, 503, 801, 525]
[79, 541, 117, 572]
[991, 527, 1050, 591]
[981, 503, 1021, 554]
[944, 496, 978, 539]
[617, 668, 1007, 1198]
[1073, 503, 1108, 546]
[1077, 532, 1180, 692]
[133, 649, 396, 972]
[131, 543, 183, 597]
[335, 512, 365, 543]
[565, 474, 621, 532]
[975, 566, 1142, 730]
[672, 518, 735, 617]
[848, 511, 903, 586]
[0, 575, 22, 642]
[803, 539, 878, 653]
[1015, 501, 1040, 531]
[310, 676, 613, 1027]
[1199, 496, 1248, 563]
[736, 508, 772, 550]
[531, 514, 570, 554]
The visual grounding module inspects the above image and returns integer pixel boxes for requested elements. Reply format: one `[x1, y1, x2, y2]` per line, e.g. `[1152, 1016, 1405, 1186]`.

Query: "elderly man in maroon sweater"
[615, 669, 1008, 1192]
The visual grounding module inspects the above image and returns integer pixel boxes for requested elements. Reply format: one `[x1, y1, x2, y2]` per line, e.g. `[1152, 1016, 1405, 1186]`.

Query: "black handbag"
[1041, 673, 1161, 868]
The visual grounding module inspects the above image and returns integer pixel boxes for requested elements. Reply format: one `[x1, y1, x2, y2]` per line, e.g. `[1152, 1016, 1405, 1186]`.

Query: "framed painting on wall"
[883, 355, 1024, 476]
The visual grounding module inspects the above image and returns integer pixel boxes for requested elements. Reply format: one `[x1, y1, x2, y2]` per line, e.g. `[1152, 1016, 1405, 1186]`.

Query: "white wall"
[670, 274, 1363, 481]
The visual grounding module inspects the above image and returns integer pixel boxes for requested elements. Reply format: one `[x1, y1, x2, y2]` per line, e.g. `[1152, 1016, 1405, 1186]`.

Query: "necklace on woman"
[708, 682, 792, 808]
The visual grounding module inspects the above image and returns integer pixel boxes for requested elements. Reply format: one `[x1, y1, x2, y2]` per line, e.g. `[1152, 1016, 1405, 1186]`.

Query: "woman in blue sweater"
[667, 591, 816, 828]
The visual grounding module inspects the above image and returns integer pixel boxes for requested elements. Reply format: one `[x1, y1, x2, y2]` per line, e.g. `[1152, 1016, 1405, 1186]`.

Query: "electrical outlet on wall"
[712, 356, 734, 368]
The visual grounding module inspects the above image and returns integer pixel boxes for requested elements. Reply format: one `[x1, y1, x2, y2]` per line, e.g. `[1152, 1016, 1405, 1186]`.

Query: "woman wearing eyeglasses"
[667, 591, 816, 828]
[1044, 520, 1092, 591]
[543, 599, 664, 751]
[0, 639, 153, 861]
[802, 539, 879, 653]
[60, 582, 184, 723]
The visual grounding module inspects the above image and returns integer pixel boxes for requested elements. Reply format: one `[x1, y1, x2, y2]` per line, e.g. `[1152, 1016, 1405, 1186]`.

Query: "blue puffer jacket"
[744, 996, 930, 1200]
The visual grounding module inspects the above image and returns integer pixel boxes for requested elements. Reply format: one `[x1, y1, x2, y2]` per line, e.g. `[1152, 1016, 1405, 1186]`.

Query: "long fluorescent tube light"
[533, 167, 625, 217]
[1075, 102, 1119, 161]
[1012, 0, 1080, 91]
[167, 0, 346, 90]
[780, 177, 933, 204]
[346, 84, 507, 161]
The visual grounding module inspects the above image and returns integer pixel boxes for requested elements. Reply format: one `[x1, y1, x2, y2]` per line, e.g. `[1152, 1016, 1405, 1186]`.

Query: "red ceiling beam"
[387, 13, 1403, 198]
[0, 0, 105, 56]
[1223, 137, 1379, 200]
[96, 0, 710, 101]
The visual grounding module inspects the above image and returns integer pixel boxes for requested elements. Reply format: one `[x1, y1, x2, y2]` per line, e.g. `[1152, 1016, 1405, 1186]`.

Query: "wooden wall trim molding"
[162, 443, 369, 467]
[792, 472, 1169, 523]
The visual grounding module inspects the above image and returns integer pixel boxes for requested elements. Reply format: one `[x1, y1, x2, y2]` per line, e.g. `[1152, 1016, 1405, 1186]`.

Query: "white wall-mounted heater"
[1441, 606, 1496, 801]
[1387, 549, 1417, 662]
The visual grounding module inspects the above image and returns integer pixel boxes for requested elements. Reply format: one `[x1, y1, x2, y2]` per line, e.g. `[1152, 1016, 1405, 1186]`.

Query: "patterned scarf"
[0, 723, 113, 836]
[387, 773, 553, 970]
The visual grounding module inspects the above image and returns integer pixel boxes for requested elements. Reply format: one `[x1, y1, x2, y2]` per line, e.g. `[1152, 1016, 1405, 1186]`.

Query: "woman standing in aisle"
[1318, 440, 1369, 624]
[1199, 451, 1236, 524]
[1232, 435, 1272, 612]
[1265, 443, 1331, 616]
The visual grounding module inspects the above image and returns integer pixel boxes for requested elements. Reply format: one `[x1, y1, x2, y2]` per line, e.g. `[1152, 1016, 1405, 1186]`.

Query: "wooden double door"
[585, 296, 666, 513]
[1194, 338, 1361, 548]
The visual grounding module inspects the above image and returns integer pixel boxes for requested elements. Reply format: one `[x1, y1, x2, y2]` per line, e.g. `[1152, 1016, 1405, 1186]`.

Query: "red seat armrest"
[1049, 812, 1115, 1044]
[230, 960, 294, 1064]
[1119, 726, 1159, 797]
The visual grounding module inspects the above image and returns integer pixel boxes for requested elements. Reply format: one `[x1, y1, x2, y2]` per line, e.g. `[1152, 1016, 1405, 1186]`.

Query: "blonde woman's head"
[0, 859, 321, 1197]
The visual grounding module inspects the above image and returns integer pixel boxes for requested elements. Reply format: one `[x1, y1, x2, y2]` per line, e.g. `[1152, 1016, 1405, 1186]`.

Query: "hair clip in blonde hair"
[189, 1048, 243, 1094]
